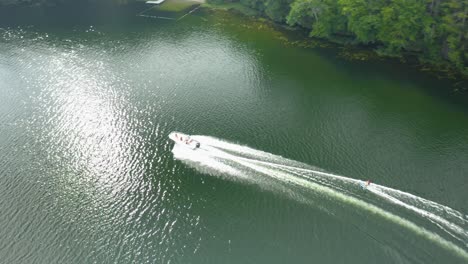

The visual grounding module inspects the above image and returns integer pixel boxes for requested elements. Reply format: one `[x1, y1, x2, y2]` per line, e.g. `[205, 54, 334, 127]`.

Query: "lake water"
[0, 4, 467, 263]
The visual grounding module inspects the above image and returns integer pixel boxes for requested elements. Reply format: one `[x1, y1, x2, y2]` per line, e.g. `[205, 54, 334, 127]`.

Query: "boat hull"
[169, 132, 200, 149]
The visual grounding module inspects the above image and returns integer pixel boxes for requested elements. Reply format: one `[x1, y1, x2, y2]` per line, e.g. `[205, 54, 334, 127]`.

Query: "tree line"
[212, 0, 467, 76]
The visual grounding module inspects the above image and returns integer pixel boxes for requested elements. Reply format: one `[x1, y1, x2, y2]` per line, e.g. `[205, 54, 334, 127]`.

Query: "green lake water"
[0, 4, 467, 264]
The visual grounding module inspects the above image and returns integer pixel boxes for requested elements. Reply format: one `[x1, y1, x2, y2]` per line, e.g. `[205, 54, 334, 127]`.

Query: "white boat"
[169, 132, 200, 149]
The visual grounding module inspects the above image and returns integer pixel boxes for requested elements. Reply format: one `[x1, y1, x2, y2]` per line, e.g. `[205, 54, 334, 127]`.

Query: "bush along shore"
[204, 0, 468, 85]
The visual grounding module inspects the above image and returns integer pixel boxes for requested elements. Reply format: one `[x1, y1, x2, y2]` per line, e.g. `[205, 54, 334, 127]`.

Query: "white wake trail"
[366, 186, 468, 246]
[196, 137, 467, 227]
[227, 155, 468, 245]
[171, 136, 468, 259]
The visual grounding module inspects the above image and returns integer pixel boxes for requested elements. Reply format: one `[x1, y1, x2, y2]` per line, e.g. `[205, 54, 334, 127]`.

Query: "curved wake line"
[197, 136, 466, 219]
[376, 184, 467, 221]
[235, 157, 468, 245]
[172, 136, 468, 259]
[232, 157, 468, 261]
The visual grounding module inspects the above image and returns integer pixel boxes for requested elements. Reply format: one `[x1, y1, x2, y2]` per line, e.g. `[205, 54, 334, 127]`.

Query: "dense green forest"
[210, 0, 467, 77]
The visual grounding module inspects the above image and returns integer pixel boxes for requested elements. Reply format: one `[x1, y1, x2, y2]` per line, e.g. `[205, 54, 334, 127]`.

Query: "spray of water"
[171, 135, 468, 260]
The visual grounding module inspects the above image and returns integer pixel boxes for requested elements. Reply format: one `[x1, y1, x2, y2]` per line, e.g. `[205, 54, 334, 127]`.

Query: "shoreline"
[199, 2, 468, 93]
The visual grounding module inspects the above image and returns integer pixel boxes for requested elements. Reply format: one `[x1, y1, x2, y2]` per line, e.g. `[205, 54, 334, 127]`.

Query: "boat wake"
[171, 135, 468, 261]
